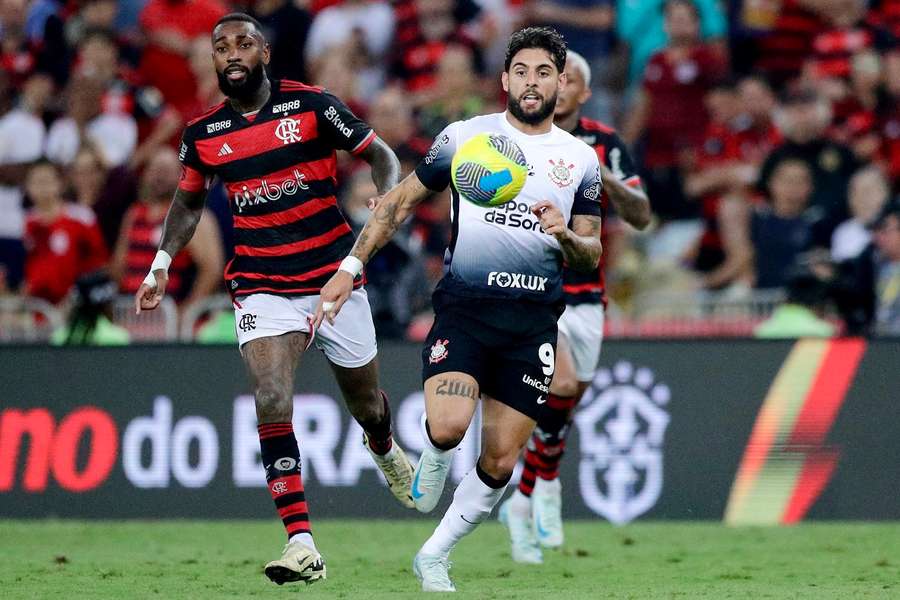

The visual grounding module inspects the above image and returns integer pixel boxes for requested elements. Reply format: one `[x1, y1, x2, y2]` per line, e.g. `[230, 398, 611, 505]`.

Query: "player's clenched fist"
[314, 271, 354, 327]
[134, 270, 168, 314]
[530, 200, 567, 238]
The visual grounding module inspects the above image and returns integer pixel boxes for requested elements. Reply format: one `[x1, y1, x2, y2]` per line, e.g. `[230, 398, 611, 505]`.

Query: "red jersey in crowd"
[642, 45, 727, 167]
[178, 80, 376, 297]
[119, 203, 194, 301]
[24, 204, 108, 304]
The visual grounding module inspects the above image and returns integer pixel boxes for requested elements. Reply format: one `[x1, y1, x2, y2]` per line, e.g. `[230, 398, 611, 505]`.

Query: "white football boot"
[532, 477, 564, 548]
[364, 434, 415, 509]
[413, 552, 456, 592]
[264, 541, 326, 585]
[498, 494, 543, 564]
[411, 445, 454, 513]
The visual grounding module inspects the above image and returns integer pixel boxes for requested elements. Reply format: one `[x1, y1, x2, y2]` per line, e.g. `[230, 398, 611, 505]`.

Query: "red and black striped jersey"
[177, 79, 376, 298]
[563, 117, 642, 307]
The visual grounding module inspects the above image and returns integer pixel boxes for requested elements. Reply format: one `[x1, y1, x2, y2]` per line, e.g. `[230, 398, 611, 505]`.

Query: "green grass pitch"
[2, 520, 898, 598]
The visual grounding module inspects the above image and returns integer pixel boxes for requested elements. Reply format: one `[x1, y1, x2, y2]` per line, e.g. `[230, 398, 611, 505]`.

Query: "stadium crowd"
[0, 0, 899, 341]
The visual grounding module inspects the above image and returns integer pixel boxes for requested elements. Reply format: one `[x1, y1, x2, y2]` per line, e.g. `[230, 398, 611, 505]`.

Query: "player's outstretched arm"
[314, 172, 431, 326]
[600, 163, 651, 230]
[357, 136, 401, 196]
[531, 200, 603, 272]
[134, 187, 207, 314]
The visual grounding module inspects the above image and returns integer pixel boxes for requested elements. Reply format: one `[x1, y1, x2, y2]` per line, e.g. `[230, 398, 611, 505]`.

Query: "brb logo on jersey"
[275, 118, 303, 145]
[574, 361, 671, 524]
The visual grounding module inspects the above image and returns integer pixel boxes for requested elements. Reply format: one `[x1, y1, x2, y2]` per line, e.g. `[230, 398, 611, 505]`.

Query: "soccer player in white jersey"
[316, 27, 603, 592]
[500, 50, 651, 563]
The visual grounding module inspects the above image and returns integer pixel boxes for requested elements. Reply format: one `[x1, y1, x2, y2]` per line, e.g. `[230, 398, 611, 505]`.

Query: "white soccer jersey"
[415, 111, 602, 304]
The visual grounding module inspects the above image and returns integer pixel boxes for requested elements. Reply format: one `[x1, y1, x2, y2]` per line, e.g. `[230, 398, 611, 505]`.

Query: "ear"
[263, 43, 271, 66]
[558, 71, 567, 88]
[578, 85, 592, 105]
[501, 71, 509, 93]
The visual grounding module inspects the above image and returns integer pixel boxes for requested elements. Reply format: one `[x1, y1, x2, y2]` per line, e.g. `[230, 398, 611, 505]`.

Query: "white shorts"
[234, 288, 377, 368]
[556, 303, 605, 382]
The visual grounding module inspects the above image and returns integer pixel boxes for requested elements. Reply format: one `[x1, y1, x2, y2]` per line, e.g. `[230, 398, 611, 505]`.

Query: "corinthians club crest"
[574, 361, 671, 524]
[548, 158, 575, 187]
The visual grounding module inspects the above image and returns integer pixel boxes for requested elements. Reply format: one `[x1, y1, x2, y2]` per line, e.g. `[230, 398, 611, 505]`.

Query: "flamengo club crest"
[275, 117, 302, 145]
[548, 158, 575, 187]
[574, 361, 671, 524]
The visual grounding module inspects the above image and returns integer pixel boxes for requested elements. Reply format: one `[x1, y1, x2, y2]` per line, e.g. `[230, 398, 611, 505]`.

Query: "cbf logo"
[275, 118, 302, 145]
[574, 361, 670, 524]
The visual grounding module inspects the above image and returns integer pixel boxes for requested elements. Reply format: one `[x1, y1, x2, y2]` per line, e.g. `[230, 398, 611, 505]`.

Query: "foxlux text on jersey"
[484, 200, 543, 232]
[487, 271, 548, 291]
[233, 170, 310, 213]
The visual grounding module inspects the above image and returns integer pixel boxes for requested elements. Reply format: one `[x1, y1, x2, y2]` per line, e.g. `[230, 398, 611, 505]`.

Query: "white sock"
[533, 477, 561, 495]
[420, 467, 508, 558]
[289, 532, 317, 552]
[509, 488, 532, 517]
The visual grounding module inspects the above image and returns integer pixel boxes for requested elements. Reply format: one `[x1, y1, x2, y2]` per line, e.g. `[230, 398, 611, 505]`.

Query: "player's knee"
[427, 418, 467, 449]
[550, 373, 579, 399]
[255, 385, 292, 422]
[478, 449, 518, 482]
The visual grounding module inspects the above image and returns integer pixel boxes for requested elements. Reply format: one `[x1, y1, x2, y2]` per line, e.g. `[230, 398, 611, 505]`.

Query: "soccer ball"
[451, 133, 528, 207]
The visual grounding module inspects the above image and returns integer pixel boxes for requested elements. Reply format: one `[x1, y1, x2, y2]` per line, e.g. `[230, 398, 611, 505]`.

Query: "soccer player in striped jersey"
[499, 50, 651, 564]
[134, 13, 416, 586]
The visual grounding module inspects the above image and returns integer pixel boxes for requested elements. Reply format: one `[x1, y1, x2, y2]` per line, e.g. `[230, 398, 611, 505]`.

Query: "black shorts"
[421, 291, 561, 421]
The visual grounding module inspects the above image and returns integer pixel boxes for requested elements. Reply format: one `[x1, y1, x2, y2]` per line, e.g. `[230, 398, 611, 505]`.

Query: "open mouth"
[225, 65, 248, 82]
[521, 92, 542, 110]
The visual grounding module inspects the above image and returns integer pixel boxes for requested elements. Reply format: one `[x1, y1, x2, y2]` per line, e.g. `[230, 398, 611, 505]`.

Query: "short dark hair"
[504, 27, 567, 74]
[214, 13, 266, 40]
[664, 0, 700, 19]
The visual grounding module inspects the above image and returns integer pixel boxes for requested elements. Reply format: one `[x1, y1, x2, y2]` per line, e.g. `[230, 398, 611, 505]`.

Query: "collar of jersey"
[500, 111, 558, 141]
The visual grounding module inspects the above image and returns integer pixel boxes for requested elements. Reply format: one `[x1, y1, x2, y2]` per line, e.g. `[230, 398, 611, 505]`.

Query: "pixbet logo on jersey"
[487, 271, 548, 291]
[233, 170, 310, 213]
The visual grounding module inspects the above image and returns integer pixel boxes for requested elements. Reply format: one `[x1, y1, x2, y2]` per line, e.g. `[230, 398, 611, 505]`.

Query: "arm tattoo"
[159, 188, 207, 258]
[559, 215, 603, 271]
[349, 173, 430, 264]
[359, 137, 401, 195]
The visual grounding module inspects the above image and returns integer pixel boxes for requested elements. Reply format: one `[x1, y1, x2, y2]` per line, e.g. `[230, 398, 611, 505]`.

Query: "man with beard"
[316, 27, 604, 591]
[499, 50, 651, 564]
[133, 13, 415, 586]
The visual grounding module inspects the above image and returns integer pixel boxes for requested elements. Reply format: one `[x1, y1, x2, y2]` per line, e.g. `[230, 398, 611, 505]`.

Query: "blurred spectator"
[23, 160, 108, 304]
[870, 202, 900, 335]
[390, 0, 484, 95]
[184, 37, 224, 118]
[753, 261, 836, 338]
[749, 158, 816, 289]
[367, 85, 430, 173]
[522, 0, 616, 118]
[50, 269, 130, 345]
[760, 87, 860, 245]
[68, 144, 138, 249]
[748, 0, 828, 88]
[111, 147, 223, 310]
[688, 76, 782, 288]
[0, 71, 47, 292]
[249, 0, 312, 82]
[343, 166, 428, 337]
[617, 0, 726, 87]
[196, 309, 237, 344]
[881, 49, 900, 185]
[831, 167, 890, 261]
[45, 75, 138, 167]
[623, 0, 727, 221]
[417, 44, 486, 139]
[305, 0, 394, 91]
[833, 201, 900, 335]
[74, 29, 182, 169]
[138, 0, 227, 114]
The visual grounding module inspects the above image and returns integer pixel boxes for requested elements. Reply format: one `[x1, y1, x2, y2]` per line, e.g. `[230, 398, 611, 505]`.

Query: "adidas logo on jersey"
[217, 143, 234, 157]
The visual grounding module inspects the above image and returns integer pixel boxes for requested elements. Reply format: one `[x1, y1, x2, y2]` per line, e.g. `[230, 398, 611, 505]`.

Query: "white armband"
[142, 250, 172, 288]
[338, 256, 364, 278]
